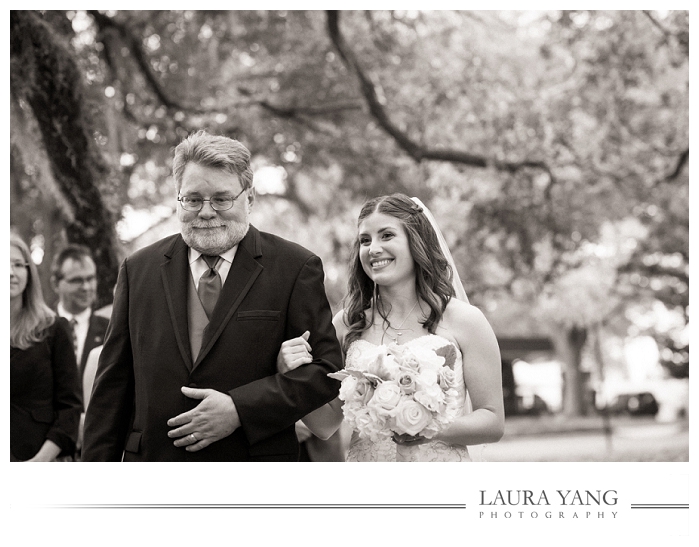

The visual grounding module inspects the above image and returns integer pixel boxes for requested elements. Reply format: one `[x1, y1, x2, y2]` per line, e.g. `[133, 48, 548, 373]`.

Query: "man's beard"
[180, 219, 250, 255]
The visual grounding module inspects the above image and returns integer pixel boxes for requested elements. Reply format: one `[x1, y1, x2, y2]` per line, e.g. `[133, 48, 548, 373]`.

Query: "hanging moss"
[10, 11, 119, 307]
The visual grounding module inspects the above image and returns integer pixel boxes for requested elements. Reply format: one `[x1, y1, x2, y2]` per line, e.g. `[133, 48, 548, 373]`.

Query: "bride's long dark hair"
[342, 193, 455, 351]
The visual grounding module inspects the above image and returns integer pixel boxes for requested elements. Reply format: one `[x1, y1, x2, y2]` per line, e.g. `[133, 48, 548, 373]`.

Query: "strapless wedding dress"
[345, 334, 473, 462]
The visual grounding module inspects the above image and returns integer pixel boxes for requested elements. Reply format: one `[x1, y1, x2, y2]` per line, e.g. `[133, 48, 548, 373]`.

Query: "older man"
[83, 131, 342, 461]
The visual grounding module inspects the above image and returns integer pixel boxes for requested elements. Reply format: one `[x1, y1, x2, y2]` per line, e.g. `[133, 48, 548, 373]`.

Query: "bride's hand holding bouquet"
[329, 340, 460, 460]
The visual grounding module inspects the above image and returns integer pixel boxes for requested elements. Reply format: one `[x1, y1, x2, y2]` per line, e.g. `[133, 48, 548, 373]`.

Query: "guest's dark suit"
[69, 313, 108, 458]
[55, 308, 109, 379]
[82, 226, 342, 461]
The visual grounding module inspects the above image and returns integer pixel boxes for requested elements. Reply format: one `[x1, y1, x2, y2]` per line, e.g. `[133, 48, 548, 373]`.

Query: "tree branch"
[88, 10, 195, 113]
[258, 99, 363, 118]
[662, 148, 689, 182]
[10, 10, 120, 306]
[643, 10, 673, 39]
[325, 10, 554, 182]
[642, 10, 688, 57]
[90, 11, 364, 134]
[236, 86, 360, 119]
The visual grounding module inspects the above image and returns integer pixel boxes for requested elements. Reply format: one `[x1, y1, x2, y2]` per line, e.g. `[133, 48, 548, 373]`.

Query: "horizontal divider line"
[630, 504, 688, 509]
[46, 503, 467, 509]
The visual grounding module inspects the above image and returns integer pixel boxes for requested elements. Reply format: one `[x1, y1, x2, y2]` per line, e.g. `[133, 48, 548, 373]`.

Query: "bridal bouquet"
[328, 342, 460, 442]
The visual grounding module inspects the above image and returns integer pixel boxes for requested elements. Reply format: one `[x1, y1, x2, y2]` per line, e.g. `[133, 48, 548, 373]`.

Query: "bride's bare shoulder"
[442, 298, 492, 339]
[444, 298, 485, 323]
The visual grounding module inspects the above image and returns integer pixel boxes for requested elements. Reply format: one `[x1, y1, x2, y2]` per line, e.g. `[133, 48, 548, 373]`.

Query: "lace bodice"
[344, 334, 473, 462]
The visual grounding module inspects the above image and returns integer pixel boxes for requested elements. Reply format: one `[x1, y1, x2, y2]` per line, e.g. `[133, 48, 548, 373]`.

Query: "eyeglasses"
[177, 187, 247, 212]
[10, 261, 29, 271]
[59, 275, 97, 286]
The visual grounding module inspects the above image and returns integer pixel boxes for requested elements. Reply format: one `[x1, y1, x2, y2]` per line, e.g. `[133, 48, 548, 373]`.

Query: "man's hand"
[167, 387, 241, 452]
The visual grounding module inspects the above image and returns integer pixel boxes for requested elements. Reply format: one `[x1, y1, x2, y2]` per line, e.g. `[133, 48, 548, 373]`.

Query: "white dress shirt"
[188, 246, 237, 289]
[57, 303, 92, 365]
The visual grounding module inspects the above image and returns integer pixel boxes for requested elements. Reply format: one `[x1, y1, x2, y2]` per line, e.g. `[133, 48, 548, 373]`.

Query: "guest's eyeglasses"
[59, 275, 97, 286]
[10, 260, 29, 271]
[177, 187, 247, 212]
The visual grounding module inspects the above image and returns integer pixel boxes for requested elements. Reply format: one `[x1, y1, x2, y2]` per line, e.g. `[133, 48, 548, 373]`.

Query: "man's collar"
[57, 302, 92, 322]
[188, 245, 238, 265]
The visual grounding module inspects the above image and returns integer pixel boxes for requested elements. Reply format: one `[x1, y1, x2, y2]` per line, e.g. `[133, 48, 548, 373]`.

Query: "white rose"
[438, 367, 456, 388]
[351, 378, 375, 405]
[392, 400, 432, 436]
[397, 372, 417, 395]
[414, 383, 445, 411]
[367, 381, 403, 414]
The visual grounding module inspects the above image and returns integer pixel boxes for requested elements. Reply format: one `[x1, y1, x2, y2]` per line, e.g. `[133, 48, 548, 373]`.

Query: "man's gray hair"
[172, 130, 254, 192]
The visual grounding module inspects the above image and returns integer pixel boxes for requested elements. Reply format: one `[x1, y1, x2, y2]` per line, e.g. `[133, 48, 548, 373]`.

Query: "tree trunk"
[591, 324, 614, 449]
[10, 145, 66, 307]
[10, 11, 120, 307]
[552, 325, 589, 417]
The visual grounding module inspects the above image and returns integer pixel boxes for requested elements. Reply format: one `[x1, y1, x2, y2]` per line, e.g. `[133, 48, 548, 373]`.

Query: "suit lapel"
[194, 227, 263, 370]
[161, 236, 195, 371]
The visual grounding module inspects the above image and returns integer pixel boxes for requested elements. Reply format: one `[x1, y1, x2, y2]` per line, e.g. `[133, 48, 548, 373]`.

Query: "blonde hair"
[10, 233, 56, 349]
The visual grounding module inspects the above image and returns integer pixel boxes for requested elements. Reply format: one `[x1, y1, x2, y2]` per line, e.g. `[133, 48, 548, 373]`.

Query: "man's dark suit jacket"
[55, 309, 109, 381]
[79, 313, 109, 379]
[82, 226, 342, 461]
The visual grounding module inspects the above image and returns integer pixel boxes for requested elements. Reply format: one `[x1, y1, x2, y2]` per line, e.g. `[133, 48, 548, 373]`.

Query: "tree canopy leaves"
[10, 10, 689, 412]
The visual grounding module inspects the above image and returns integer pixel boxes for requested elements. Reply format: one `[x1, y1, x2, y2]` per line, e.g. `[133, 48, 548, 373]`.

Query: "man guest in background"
[51, 244, 109, 456]
[83, 130, 341, 461]
[52, 244, 109, 377]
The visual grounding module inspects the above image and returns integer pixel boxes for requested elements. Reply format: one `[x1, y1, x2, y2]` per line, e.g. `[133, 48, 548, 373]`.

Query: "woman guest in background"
[10, 233, 82, 462]
[278, 194, 504, 461]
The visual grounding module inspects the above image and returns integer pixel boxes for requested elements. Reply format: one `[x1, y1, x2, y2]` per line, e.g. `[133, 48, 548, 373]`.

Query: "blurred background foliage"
[10, 10, 688, 416]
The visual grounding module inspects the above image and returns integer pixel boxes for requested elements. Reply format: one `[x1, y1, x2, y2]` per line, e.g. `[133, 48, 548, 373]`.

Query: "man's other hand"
[167, 387, 241, 451]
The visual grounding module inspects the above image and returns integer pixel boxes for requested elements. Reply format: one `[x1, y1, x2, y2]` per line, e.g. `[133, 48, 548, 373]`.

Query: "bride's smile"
[370, 258, 393, 270]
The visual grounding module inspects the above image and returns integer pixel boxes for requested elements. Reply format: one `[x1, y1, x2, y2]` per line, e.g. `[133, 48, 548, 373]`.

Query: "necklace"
[384, 299, 420, 342]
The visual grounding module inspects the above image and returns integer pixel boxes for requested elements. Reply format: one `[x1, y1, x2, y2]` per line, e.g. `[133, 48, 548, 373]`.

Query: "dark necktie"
[198, 255, 222, 319]
[69, 318, 79, 360]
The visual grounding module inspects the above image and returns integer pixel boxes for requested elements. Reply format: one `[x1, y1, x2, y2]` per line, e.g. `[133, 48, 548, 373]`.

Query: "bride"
[278, 193, 504, 461]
